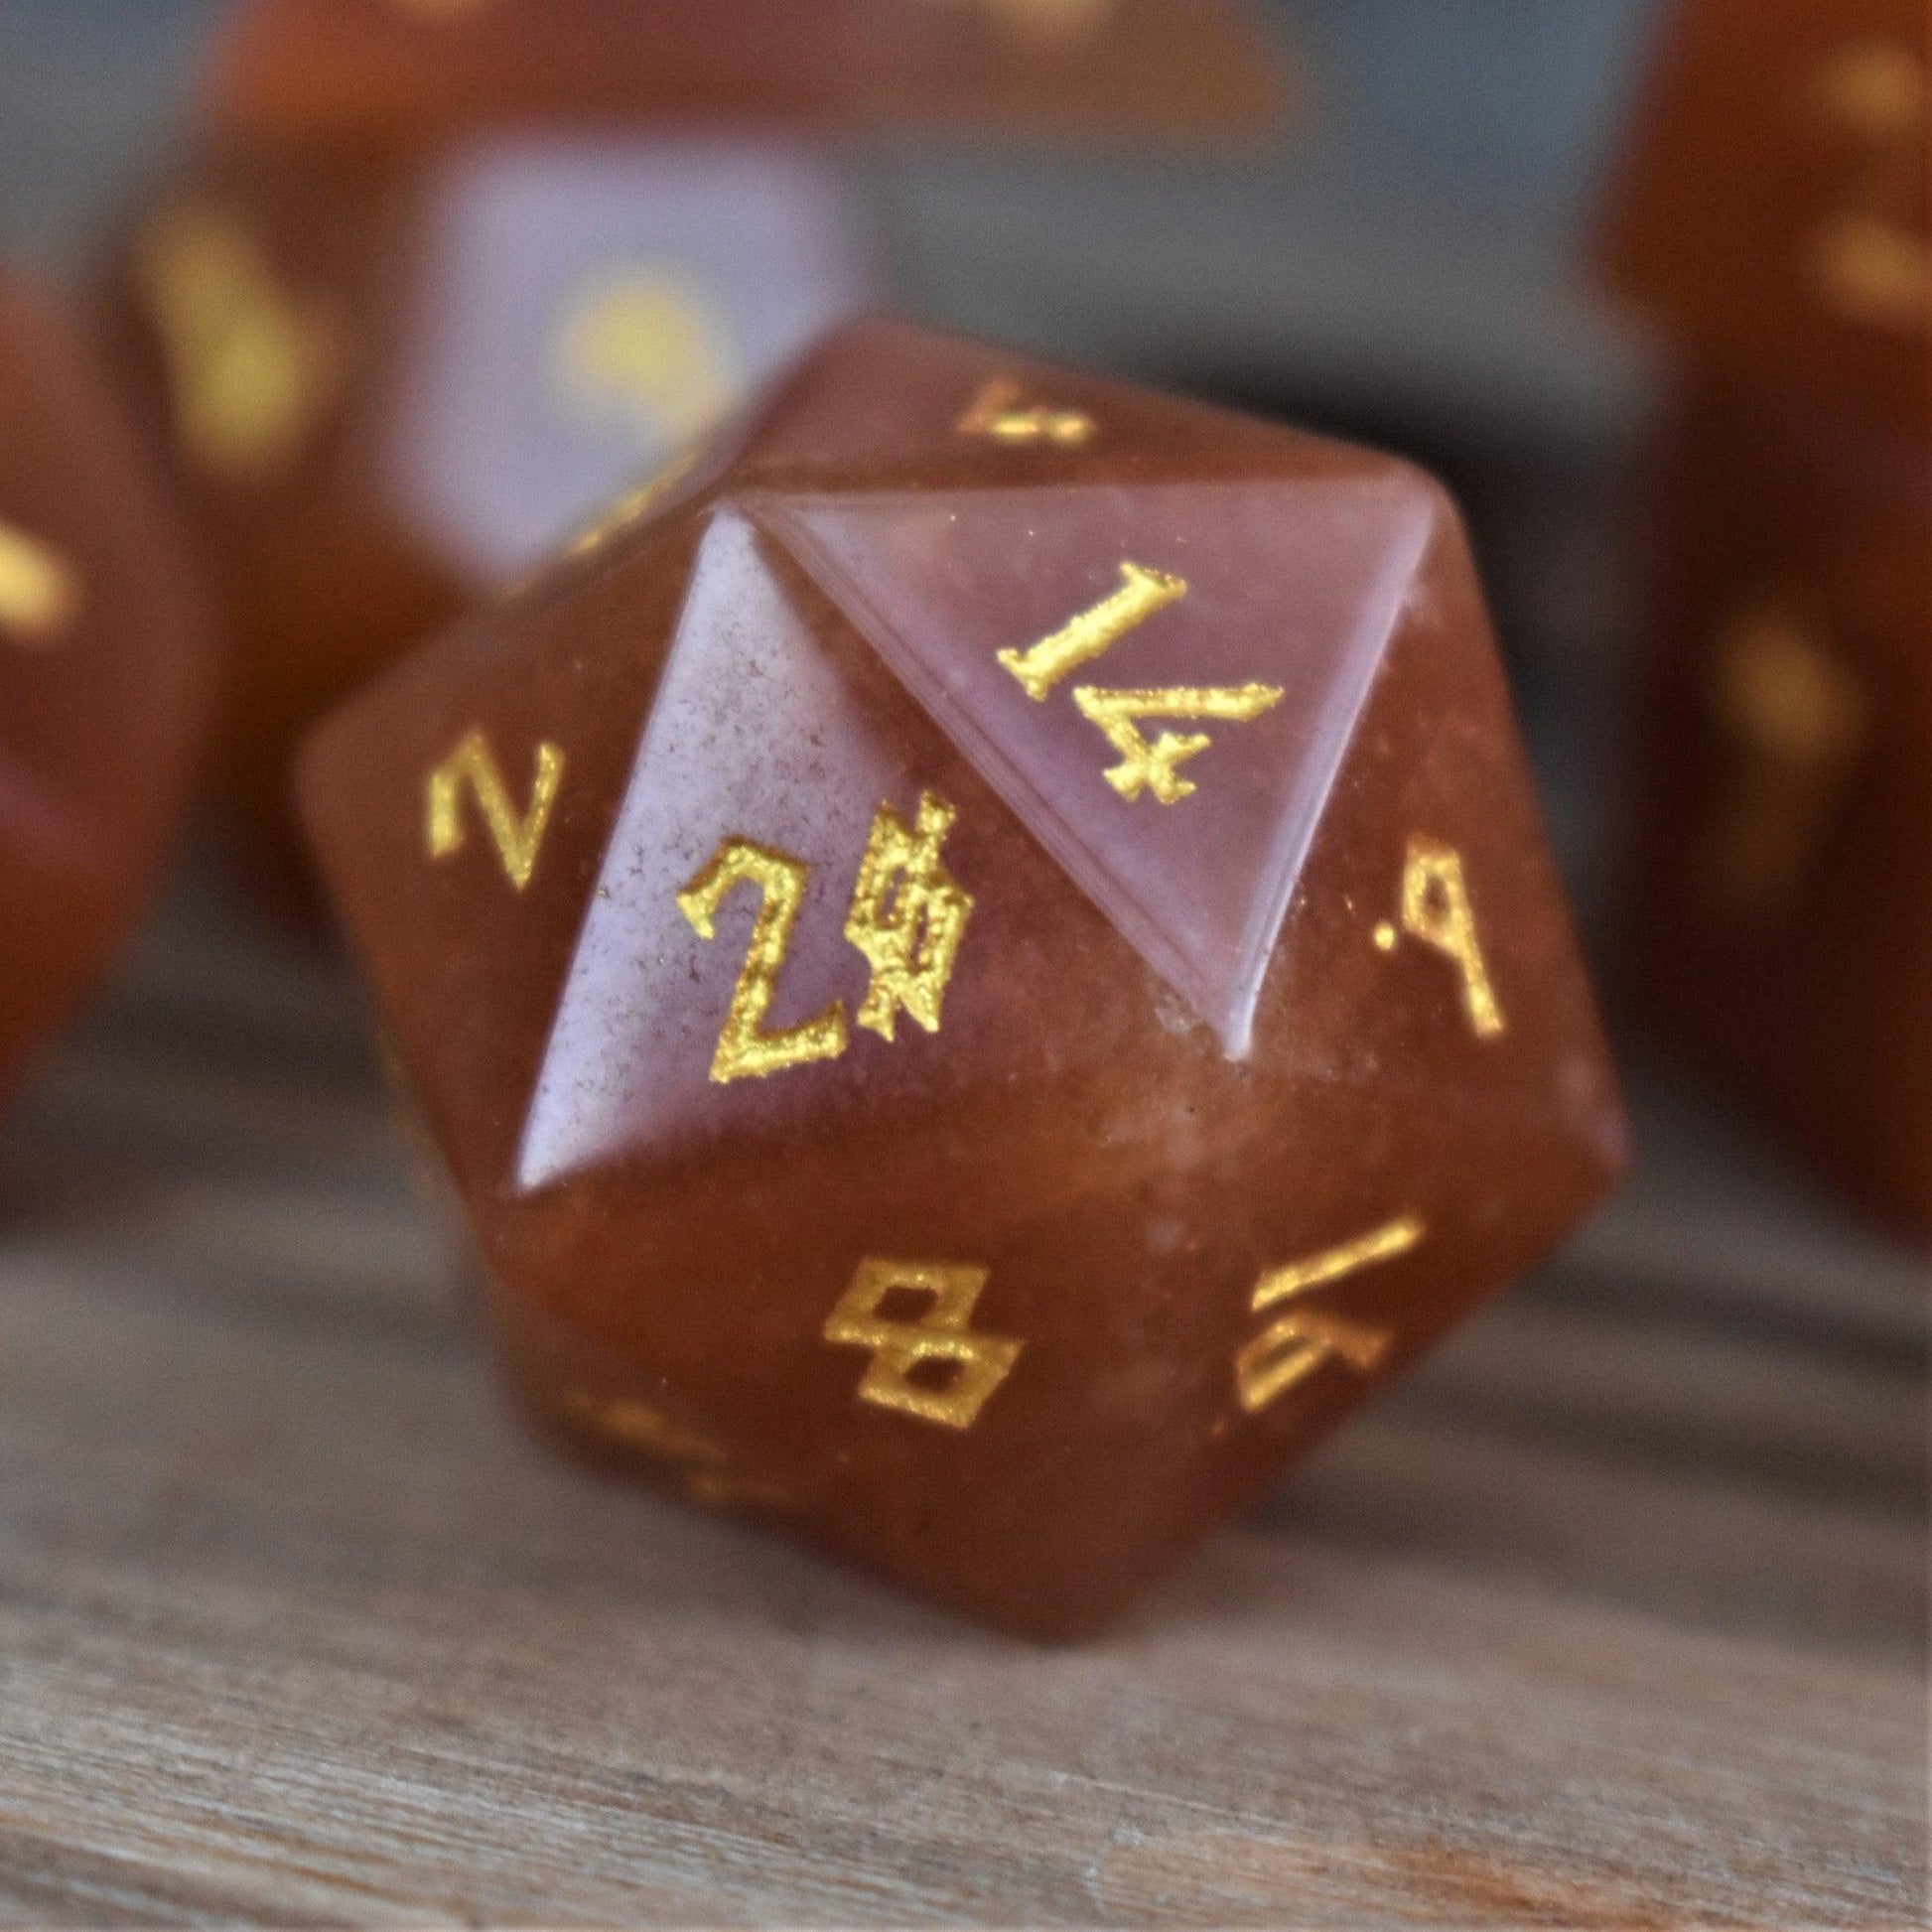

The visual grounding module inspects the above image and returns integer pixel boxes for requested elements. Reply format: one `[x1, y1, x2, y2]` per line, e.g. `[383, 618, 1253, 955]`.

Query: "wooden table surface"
[0, 885, 1924, 1929]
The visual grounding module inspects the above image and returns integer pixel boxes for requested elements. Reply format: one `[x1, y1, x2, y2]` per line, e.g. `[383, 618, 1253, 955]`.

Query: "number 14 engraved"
[999, 561, 1284, 805]
[678, 791, 973, 1085]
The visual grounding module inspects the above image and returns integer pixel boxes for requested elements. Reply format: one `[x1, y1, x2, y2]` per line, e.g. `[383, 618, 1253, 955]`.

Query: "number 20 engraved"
[678, 793, 973, 1086]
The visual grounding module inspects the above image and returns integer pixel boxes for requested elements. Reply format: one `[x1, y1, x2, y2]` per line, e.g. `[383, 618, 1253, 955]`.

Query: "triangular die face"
[751, 477, 1438, 1054]
[297, 517, 694, 1198]
[515, 506, 915, 1191]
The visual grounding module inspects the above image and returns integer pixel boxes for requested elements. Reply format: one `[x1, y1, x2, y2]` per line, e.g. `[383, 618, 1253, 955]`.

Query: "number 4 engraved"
[1072, 682, 1284, 805]
[425, 729, 565, 891]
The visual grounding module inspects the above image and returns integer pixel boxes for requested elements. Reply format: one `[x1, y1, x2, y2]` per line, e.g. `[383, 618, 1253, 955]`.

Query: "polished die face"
[1602, 0, 1929, 433]
[205, 0, 1284, 148]
[301, 320, 1625, 1634]
[0, 280, 211, 1100]
[100, 135, 880, 890]
[1625, 374, 1931, 1239]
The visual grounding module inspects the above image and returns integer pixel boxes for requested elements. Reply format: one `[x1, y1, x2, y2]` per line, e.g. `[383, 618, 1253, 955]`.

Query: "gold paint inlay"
[846, 792, 975, 1042]
[1235, 1215, 1417, 1414]
[1808, 38, 1929, 331]
[424, 729, 565, 891]
[138, 205, 342, 481]
[562, 1393, 787, 1510]
[0, 522, 81, 646]
[998, 560, 1184, 701]
[1702, 598, 1865, 910]
[1383, 837, 1505, 1038]
[678, 838, 851, 1084]
[1071, 682, 1285, 805]
[958, 375, 1095, 448]
[825, 1259, 1022, 1430]
[551, 269, 737, 447]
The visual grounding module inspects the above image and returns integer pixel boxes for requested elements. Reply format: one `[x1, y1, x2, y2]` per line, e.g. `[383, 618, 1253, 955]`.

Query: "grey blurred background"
[0, 0, 1920, 1319]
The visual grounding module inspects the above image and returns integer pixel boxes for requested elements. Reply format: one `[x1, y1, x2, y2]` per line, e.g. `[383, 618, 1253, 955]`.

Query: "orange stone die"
[0, 279, 212, 1103]
[300, 320, 1625, 1634]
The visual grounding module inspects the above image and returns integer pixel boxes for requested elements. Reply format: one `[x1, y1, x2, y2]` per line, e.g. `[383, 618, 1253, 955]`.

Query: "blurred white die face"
[386, 136, 885, 585]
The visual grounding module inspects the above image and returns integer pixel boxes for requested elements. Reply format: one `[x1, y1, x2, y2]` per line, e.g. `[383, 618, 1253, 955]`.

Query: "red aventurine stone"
[1601, 0, 1930, 433]
[207, 0, 1287, 148]
[1624, 372, 1931, 1241]
[98, 134, 883, 895]
[0, 279, 212, 1100]
[300, 319, 1625, 1635]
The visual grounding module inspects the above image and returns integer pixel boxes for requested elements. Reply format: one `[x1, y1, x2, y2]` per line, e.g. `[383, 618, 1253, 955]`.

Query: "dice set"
[0, 278, 212, 1103]
[299, 319, 1625, 1633]
[1602, 0, 1929, 1236]
[0, 2, 1628, 1633]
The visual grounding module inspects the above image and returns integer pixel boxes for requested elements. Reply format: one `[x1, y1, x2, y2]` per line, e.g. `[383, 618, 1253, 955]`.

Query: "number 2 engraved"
[1235, 1215, 1417, 1413]
[676, 840, 851, 1084]
[0, 521, 80, 647]
[998, 562, 1285, 805]
[424, 729, 565, 891]
[825, 1259, 1022, 1429]
[1374, 837, 1505, 1038]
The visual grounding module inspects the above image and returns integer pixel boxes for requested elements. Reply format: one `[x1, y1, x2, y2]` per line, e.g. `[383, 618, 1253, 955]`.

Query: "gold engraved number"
[425, 729, 565, 891]
[551, 269, 737, 447]
[1809, 39, 1930, 330]
[958, 375, 1095, 448]
[1702, 599, 1865, 910]
[845, 792, 975, 1041]
[1073, 683, 1286, 805]
[682, 793, 972, 1085]
[138, 206, 341, 482]
[998, 562, 1284, 805]
[1235, 1215, 1419, 1413]
[998, 560, 1184, 700]
[0, 522, 80, 647]
[825, 1259, 1022, 1430]
[1374, 837, 1505, 1038]
[677, 840, 851, 1084]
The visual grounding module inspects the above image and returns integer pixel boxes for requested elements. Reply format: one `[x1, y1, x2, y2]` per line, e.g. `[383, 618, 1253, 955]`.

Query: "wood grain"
[0, 884, 1923, 1928]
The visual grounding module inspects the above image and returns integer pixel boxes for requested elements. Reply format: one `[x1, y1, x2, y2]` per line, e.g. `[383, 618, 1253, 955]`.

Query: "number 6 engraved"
[677, 838, 850, 1084]
[1374, 837, 1505, 1038]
